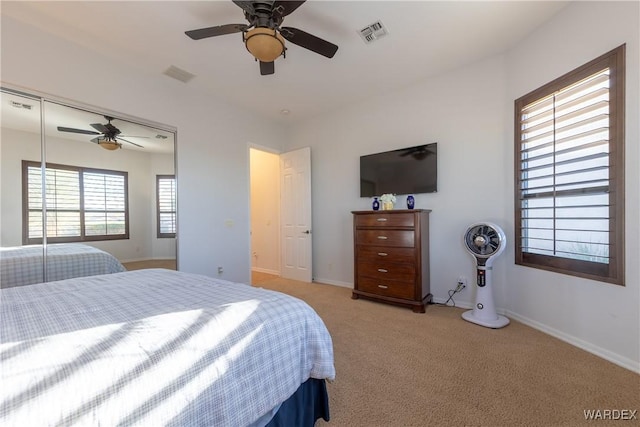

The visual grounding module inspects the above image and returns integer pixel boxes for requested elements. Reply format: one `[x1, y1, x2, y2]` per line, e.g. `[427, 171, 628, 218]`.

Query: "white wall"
[1, 15, 287, 284]
[0, 127, 41, 246]
[504, 1, 639, 371]
[249, 148, 280, 275]
[287, 1, 639, 371]
[289, 54, 509, 291]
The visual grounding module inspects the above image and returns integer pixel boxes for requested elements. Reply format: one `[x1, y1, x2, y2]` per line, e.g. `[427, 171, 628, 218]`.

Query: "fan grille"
[464, 224, 504, 257]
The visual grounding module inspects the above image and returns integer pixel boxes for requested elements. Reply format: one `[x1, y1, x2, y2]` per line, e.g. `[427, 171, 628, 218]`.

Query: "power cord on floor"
[434, 282, 466, 307]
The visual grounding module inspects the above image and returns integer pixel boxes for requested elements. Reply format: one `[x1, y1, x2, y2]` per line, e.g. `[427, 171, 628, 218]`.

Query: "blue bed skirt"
[265, 378, 330, 426]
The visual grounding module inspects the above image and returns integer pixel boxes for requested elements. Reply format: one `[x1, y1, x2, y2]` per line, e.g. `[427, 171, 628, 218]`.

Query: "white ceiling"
[1, 91, 175, 153]
[1, 1, 569, 125]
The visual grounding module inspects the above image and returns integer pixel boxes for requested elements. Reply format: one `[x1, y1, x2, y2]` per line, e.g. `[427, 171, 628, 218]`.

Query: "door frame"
[248, 144, 313, 282]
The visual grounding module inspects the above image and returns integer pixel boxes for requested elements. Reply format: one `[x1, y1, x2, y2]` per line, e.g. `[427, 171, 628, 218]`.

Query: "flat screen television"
[360, 143, 437, 197]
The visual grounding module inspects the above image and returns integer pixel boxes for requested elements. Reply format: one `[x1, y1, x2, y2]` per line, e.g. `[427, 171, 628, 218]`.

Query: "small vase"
[382, 201, 394, 211]
[406, 195, 415, 209]
[372, 197, 380, 211]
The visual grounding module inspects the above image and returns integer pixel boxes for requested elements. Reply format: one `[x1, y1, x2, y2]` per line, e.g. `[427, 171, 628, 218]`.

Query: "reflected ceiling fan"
[185, 0, 338, 75]
[57, 116, 146, 151]
[399, 145, 436, 161]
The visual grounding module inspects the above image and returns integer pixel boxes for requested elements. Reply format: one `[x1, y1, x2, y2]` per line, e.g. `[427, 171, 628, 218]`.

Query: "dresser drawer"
[358, 261, 416, 282]
[357, 276, 414, 300]
[356, 246, 416, 264]
[355, 212, 415, 228]
[356, 229, 415, 247]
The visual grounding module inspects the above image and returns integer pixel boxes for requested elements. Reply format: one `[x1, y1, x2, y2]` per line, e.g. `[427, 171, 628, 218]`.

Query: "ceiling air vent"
[358, 20, 388, 44]
[163, 65, 196, 83]
[9, 100, 33, 110]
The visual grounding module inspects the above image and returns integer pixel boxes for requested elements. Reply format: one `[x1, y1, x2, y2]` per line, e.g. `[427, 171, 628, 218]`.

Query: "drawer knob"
[378, 284, 389, 289]
[377, 268, 388, 273]
[376, 218, 388, 222]
[377, 252, 388, 256]
[377, 236, 388, 240]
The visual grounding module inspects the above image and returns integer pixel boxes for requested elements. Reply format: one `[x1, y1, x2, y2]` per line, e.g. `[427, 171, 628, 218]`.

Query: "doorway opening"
[249, 147, 281, 285]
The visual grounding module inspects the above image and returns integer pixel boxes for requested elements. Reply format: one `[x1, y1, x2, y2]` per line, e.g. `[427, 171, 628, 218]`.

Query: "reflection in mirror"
[42, 101, 176, 272]
[1, 88, 176, 289]
[1, 90, 45, 287]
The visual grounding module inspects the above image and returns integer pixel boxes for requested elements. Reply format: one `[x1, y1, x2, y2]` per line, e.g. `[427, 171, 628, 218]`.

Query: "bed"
[0, 243, 126, 288]
[0, 268, 335, 426]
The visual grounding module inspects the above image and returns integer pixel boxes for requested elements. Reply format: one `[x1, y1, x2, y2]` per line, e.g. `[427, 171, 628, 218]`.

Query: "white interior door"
[280, 147, 312, 282]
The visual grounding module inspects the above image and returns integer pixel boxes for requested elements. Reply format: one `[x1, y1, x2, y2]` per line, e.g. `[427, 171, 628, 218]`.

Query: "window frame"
[156, 174, 176, 238]
[22, 160, 130, 244]
[514, 44, 625, 286]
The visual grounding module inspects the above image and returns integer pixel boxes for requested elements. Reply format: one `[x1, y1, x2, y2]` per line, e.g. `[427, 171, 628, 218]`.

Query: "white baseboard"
[251, 267, 280, 275]
[432, 298, 638, 373]
[312, 277, 353, 288]
[431, 297, 474, 309]
[121, 256, 175, 263]
[506, 310, 639, 374]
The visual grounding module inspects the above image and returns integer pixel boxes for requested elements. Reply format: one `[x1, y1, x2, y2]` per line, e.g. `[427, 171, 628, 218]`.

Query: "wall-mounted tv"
[360, 143, 437, 197]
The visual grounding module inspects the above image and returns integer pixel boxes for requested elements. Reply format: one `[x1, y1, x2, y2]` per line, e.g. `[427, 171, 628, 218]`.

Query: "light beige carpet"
[253, 276, 639, 427]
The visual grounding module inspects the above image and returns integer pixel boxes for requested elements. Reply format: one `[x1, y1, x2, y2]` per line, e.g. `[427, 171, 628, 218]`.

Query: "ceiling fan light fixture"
[244, 27, 285, 62]
[98, 139, 122, 150]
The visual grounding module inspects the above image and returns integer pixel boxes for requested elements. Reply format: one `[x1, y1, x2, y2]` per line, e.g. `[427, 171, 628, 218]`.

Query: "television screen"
[360, 143, 437, 197]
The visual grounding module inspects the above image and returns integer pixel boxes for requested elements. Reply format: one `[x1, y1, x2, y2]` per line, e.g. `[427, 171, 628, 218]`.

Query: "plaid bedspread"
[0, 269, 335, 426]
[0, 243, 126, 288]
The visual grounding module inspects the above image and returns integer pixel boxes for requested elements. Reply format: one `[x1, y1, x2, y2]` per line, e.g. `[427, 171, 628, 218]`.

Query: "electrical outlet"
[457, 276, 467, 287]
[217, 266, 223, 274]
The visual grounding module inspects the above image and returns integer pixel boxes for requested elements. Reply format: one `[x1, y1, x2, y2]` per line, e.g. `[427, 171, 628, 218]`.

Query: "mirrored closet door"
[1, 87, 177, 287]
[1, 90, 45, 286]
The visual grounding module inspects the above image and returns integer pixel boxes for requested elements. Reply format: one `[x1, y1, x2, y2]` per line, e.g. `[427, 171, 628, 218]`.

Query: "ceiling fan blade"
[273, 1, 306, 18]
[280, 27, 338, 58]
[185, 23, 247, 40]
[90, 136, 102, 143]
[119, 135, 151, 139]
[57, 126, 101, 135]
[232, 1, 255, 14]
[90, 123, 109, 133]
[117, 137, 144, 148]
[260, 61, 275, 75]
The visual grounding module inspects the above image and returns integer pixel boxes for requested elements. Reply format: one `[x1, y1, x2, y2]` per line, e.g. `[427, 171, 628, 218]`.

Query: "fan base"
[462, 310, 510, 329]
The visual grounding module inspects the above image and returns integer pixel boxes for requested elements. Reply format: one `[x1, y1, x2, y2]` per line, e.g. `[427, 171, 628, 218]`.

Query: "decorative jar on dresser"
[351, 209, 432, 313]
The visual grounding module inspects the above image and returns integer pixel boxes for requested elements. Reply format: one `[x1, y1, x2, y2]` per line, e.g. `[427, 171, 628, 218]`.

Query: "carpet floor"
[253, 276, 639, 427]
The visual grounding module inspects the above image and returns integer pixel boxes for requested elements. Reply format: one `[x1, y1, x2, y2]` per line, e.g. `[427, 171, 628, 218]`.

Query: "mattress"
[0, 268, 335, 426]
[0, 243, 126, 288]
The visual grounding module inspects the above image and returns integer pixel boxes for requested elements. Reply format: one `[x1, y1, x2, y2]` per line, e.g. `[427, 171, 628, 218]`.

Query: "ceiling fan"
[185, 0, 338, 75]
[399, 145, 436, 161]
[57, 116, 145, 151]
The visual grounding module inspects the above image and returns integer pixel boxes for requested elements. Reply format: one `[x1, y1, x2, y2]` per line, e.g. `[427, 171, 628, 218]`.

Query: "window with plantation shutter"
[514, 45, 625, 285]
[156, 175, 176, 238]
[22, 161, 129, 244]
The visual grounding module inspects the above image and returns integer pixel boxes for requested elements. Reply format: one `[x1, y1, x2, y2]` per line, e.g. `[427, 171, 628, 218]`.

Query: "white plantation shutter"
[157, 175, 176, 237]
[519, 69, 610, 262]
[23, 161, 129, 243]
[83, 172, 127, 236]
[514, 45, 625, 285]
[27, 165, 81, 239]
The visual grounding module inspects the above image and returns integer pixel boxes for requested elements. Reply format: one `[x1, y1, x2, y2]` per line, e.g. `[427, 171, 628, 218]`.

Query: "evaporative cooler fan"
[462, 222, 509, 328]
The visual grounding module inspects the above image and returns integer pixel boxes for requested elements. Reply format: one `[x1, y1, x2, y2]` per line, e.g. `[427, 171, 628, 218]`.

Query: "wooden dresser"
[352, 209, 432, 313]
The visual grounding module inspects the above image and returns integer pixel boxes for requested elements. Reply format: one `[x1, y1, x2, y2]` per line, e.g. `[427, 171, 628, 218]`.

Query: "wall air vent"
[9, 100, 33, 110]
[358, 20, 388, 44]
[163, 65, 196, 83]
